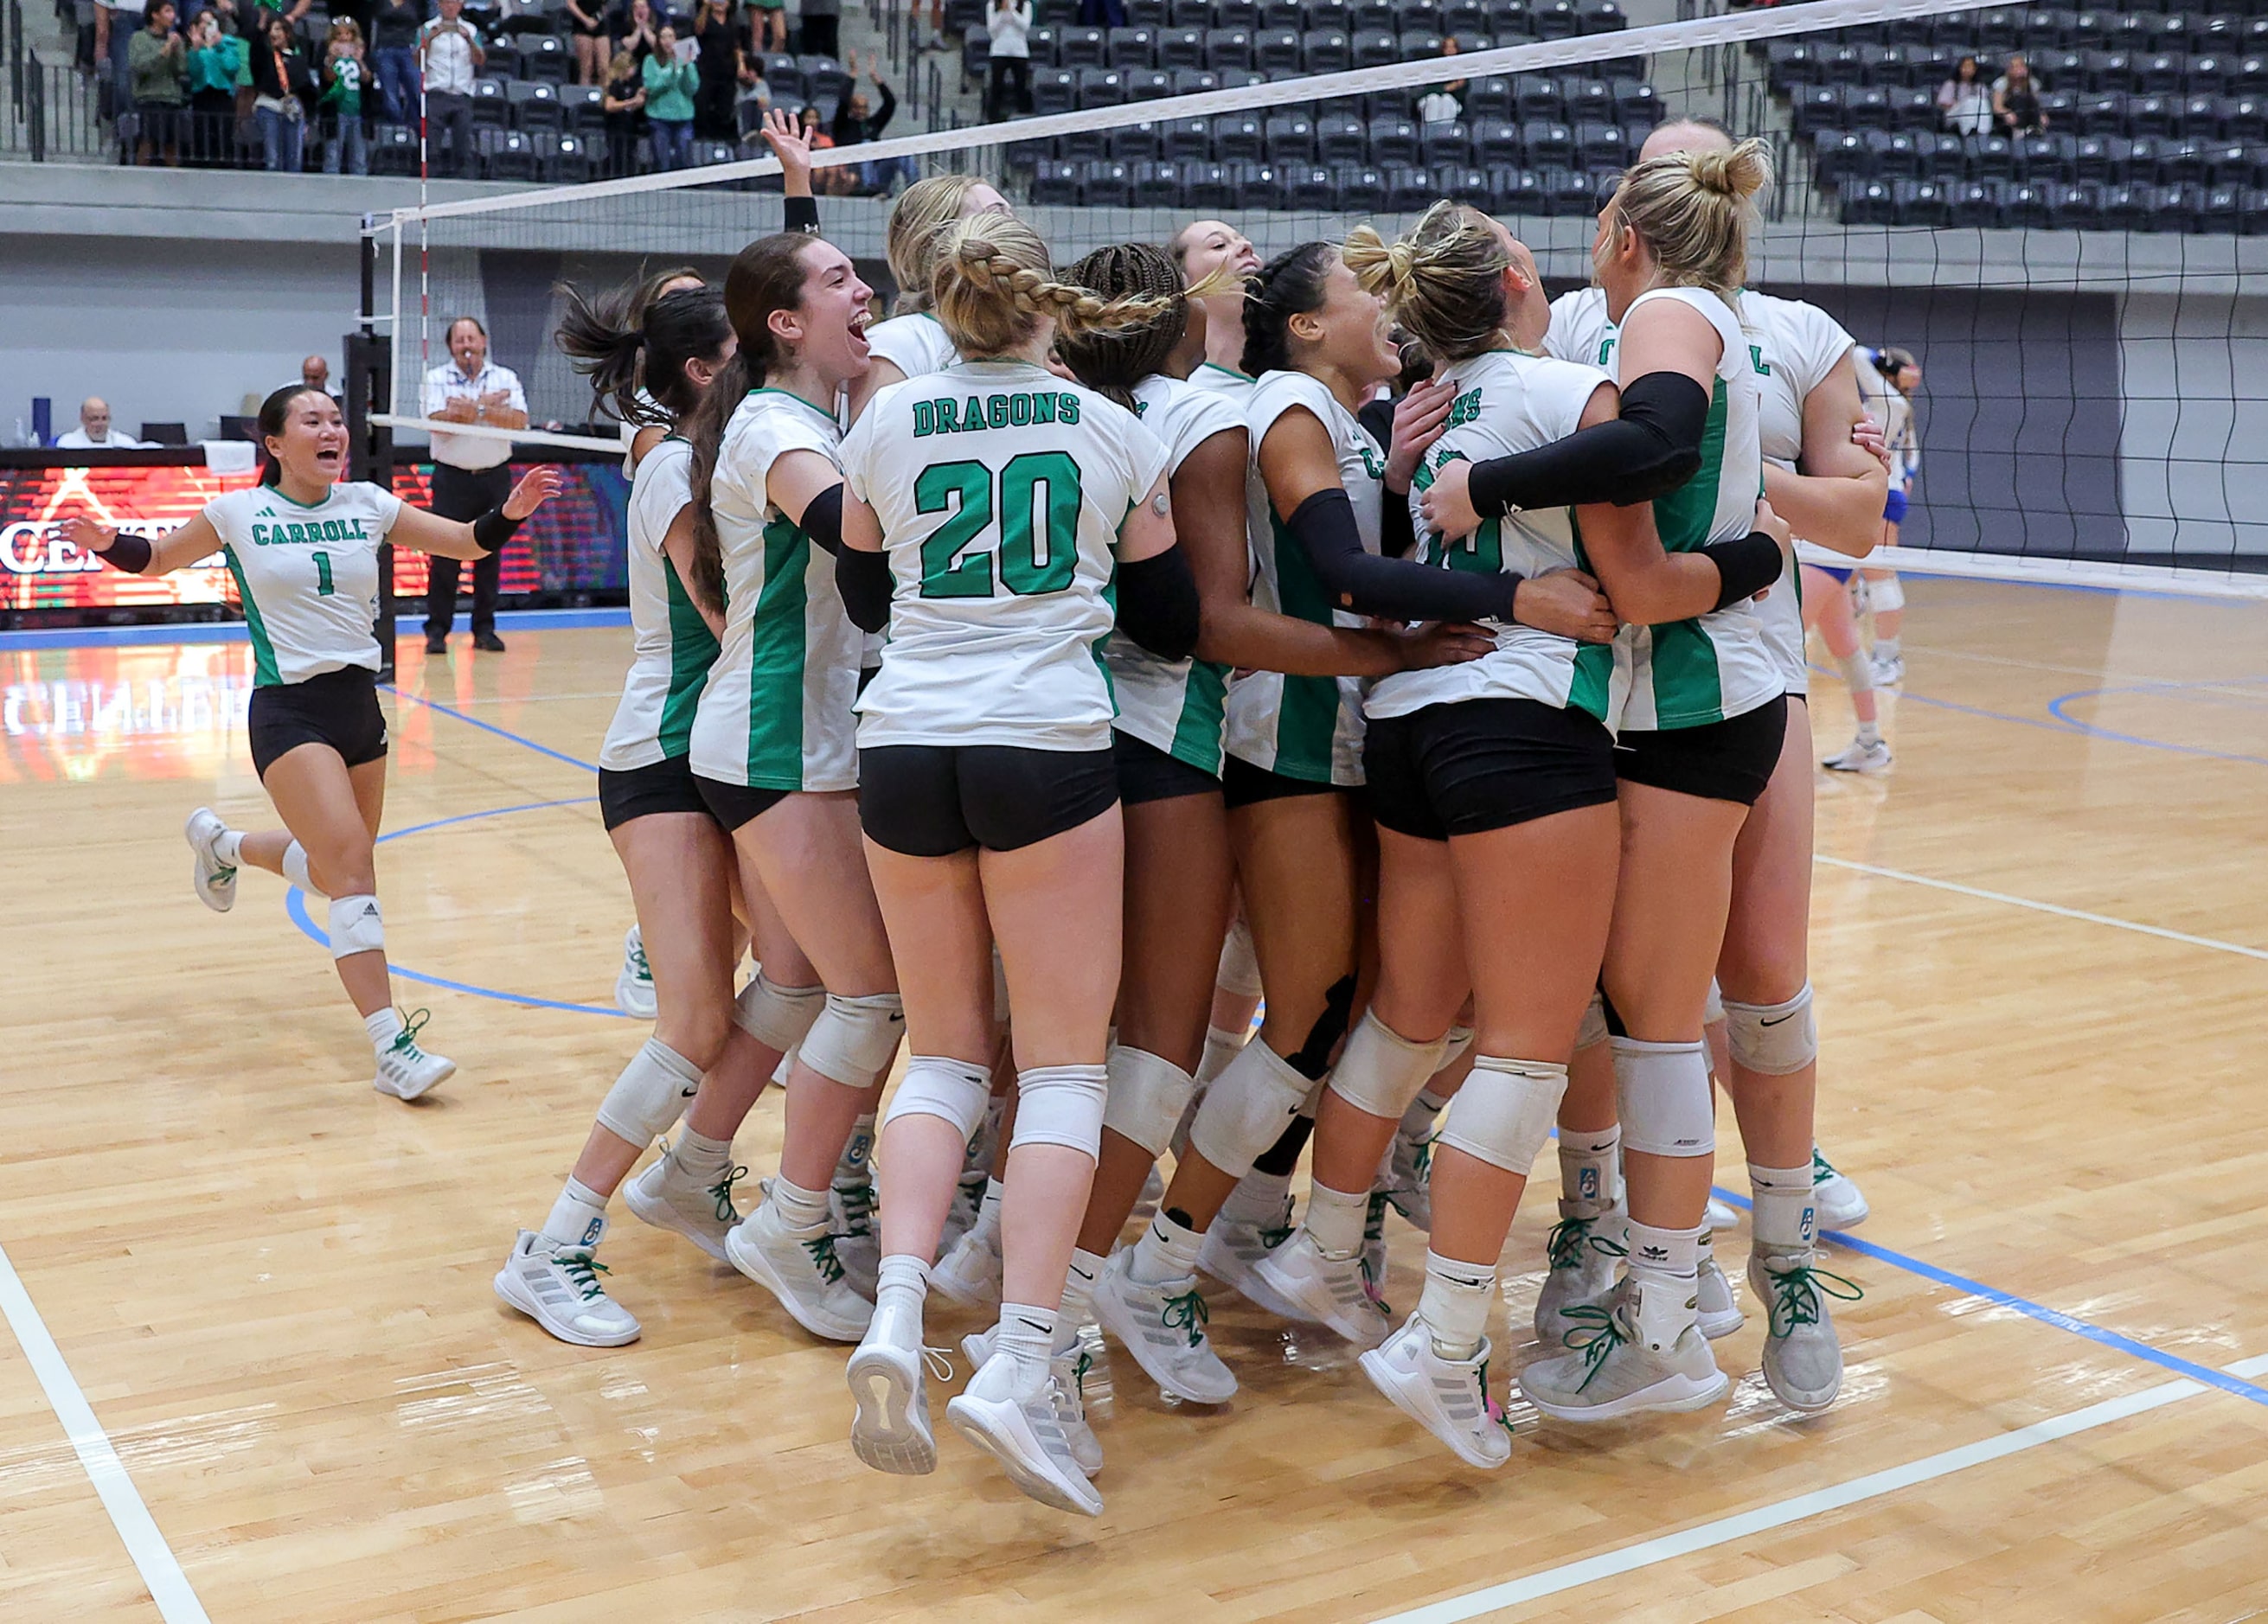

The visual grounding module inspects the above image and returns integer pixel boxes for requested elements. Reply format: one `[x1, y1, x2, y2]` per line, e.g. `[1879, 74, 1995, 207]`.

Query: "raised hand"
[759, 105, 813, 192]
[503, 466, 565, 520]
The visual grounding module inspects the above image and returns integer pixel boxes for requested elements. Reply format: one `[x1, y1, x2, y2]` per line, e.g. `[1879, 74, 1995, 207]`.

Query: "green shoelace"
[1763, 1257, 1863, 1339]
[1475, 1357, 1516, 1437]
[1558, 1301, 1632, 1391]
[1256, 1198, 1296, 1253]
[802, 1232, 846, 1284]
[1408, 1129, 1436, 1182]
[708, 1165, 747, 1225]
[833, 1178, 875, 1238]
[388, 1007, 433, 1056]
[628, 939, 651, 981]
[1811, 1147, 1842, 1186]
[1547, 1218, 1626, 1274]
[1161, 1284, 1210, 1346]
[558, 1248, 612, 1301]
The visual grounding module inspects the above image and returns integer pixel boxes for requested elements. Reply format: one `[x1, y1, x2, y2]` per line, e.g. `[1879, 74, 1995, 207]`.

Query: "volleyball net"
[360, 0, 2268, 598]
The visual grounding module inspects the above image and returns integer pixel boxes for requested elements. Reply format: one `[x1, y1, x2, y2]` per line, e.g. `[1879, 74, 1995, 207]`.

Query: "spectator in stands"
[602, 47, 647, 174]
[747, 0, 786, 56]
[183, 8, 245, 166]
[369, 0, 422, 123]
[250, 12, 317, 172]
[690, 0, 747, 142]
[798, 0, 838, 61]
[834, 51, 911, 193]
[303, 355, 340, 396]
[97, 0, 150, 125]
[1937, 54, 1992, 137]
[795, 99, 849, 190]
[612, 0, 662, 67]
[1415, 35, 1466, 125]
[565, 0, 611, 85]
[129, 0, 189, 166]
[57, 399, 150, 449]
[420, 316, 529, 654]
[418, 0, 484, 177]
[1993, 54, 2045, 133]
[320, 17, 370, 174]
[643, 28, 698, 168]
[985, 0, 1030, 123]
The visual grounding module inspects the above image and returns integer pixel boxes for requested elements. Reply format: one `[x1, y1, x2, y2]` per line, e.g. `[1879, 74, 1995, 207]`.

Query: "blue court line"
[382, 685, 603, 775]
[0, 606, 630, 653]
[1711, 1189, 2268, 1411]
[281, 796, 629, 1019]
[2045, 687, 2268, 768]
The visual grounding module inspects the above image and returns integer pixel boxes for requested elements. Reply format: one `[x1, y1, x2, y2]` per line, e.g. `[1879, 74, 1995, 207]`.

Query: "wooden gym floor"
[3, 575, 2265, 1623]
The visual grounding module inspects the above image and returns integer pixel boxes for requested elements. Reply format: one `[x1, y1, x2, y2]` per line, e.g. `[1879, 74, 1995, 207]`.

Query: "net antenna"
[357, 0, 2268, 598]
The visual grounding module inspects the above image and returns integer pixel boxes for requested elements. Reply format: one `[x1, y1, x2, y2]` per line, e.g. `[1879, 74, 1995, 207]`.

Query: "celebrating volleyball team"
[78, 106, 1903, 1516]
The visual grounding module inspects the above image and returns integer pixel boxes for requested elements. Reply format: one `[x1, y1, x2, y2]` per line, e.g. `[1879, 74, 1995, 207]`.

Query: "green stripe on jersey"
[1268, 513, 1342, 783]
[1649, 621, 1725, 726]
[222, 546, 281, 687]
[1568, 643, 1612, 721]
[743, 515, 810, 788]
[1648, 379, 1728, 553]
[1169, 659, 1228, 771]
[658, 554, 719, 758]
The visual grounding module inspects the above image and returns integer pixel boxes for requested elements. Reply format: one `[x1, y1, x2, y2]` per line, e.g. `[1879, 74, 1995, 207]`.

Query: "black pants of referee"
[425, 461, 514, 640]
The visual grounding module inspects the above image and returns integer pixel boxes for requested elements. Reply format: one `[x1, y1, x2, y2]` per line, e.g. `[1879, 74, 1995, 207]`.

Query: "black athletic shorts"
[1613, 694, 1789, 807]
[1365, 696, 1618, 841]
[248, 664, 388, 778]
[599, 752, 713, 831]
[1221, 753, 1343, 810]
[1113, 729, 1221, 807]
[860, 744, 1119, 856]
[692, 773, 792, 832]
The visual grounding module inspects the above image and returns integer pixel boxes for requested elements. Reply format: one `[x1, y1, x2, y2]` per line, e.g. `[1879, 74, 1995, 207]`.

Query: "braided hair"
[931, 214, 1177, 361]
[1238, 240, 1337, 378]
[1054, 242, 1190, 412]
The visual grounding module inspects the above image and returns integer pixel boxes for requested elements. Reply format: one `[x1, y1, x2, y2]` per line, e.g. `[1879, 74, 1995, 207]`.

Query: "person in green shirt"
[318, 16, 368, 175]
[184, 9, 247, 167]
[640, 28, 698, 170]
[127, 0, 188, 166]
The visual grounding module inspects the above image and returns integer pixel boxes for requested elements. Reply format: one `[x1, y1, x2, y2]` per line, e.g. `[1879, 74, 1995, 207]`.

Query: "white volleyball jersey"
[601, 436, 721, 770]
[865, 312, 958, 384]
[206, 481, 402, 687]
[688, 389, 862, 792]
[1545, 285, 1616, 372]
[1103, 374, 1245, 773]
[1739, 290, 1858, 700]
[1371, 349, 1616, 721]
[1611, 287, 1782, 732]
[1184, 360, 1257, 401]
[840, 359, 1171, 753]
[1223, 368, 1387, 785]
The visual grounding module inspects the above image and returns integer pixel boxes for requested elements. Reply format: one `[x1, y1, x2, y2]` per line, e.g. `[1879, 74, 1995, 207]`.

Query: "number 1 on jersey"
[916, 452, 1081, 599]
[313, 551, 336, 596]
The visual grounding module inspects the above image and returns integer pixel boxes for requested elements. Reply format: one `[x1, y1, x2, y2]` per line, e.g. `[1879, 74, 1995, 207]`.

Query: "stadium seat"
[1847, 86, 1893, 128]
[1264, 113, 1316, 163]
[2130, 93, 2178, 134]
[1127, 67, 1174, 99]
[1340, 163, 1388, 210]
[1887, 86, 1935, 130]
[1791, 85, 1841, 135]
[2021, 7, 2072, 54]
[1075, 158, 1132, 206]
[1946, 178, 2003, 226]
[1611, 77, 1659, 126]
[1108, 121, 1161, 160]
[1890, 177, 1950, 224]
[1916, 131, 1964, 174]
[1766, 41, 1816, 92]
[1286, 163, 1338, 208]
[1839, 177, 1893, 224]
[1438, 163, 1490, 202]
[1131, 157, 1192, 204]
[506, 80, 562, 131]
[2195, 182, 2243, 229]
[961, 23, 991, 80]
[1352, 28, 1399, 67]
[1024, 26, 1058, 64]
[482, 42, 523, 80]
[1464, 75, 1514, 118]
[1169, 67, 1221, 96]
[1351, 0, 1395, 27]
[1541, 164, 1594, 212]
[559, 82, 603, 131]
[1184, 160, 1236, 209]
[1256, 0, 1301, 24]
[2225, 94, 2267, 140]
[1159, 27, 1206, 68]
[2204, 140, 2253, 185]
[1202, 27, 1252, 68]
[1865, 129, 1920, 180]
[1484, 0, 1528, 37]
[476, 126, 537, 180]
[2017, 130, 2076, 180]
[2080, 48, 2131, 91]
[1815, 129, 1868, 184]
[1564, 76, 1613, 122]
[1130, 0, 1167, 25]
[2000, 178, 2053, 226]
[1575, 0, 1622, 34]
[2181, 91, 2222, 132]
[1076, 67, 1127, 105]
[2074, 90, 2126, 133]
[1161, 115, 1212, 159]
[1303, 29, 1352, 72]
[2070, 133, 2114, 181]
[1169, 0, 1215, 23]
[1230, 160, 1285, 208]
[1212, 0, 1259, 26]
[2097, 179, 2149, 227]
[1490, 163, 1544, 214]
[1443, 0, 1486, 36]
[2138, 51, 2186, 95]
[1361, 116, 1414, 165]
[1532, 0, 1576, 41]
[523, 33, 569, 81]
[1315, 112, 1365, 162]
[1395, 0, 1441, 33]
[803, 56, 849, 104]
[1213, 112, 1265, 160]
[1573, 117, 1622, 169]
[1473, 115, 1521, 166]
[1520, 117, 1572, 167]
[1254, 27, 1301, 71]
[1032, 68, 1078, 114]
[2046, 178, 2103, 227]
[1515, 74, 1565, 121]
[470, 78, 509, 128]
[1400, 30, 1445, 61]
[371, 123, 418, 176]
[1059, 26, 1106, 66]
[1109, 26, 1156, 65]
[531, 131, 593, 182]
[1031, 157, 1080, 204]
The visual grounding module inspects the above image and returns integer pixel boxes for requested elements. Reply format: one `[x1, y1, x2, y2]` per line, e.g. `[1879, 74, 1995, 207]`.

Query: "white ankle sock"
[1418, 1250, 1493, 1360]
[672, 1126, 733, 1188]
[541, 1175, 608, 1250]
[363, 1007, 403, 1053]
[1875, 635, 1900, 659]
[875, 1252, 929, 1314]
[1557, 1123, 1622, 1216]
[1748, 1161, 1818, 1250]
[1625, 1217, 1701, 1283]
[212, 828, 244, 867]
[1304, 1180, 1368, 1259]
[995, 1301, 1056, 1391]
[1129, 1211, 1201, 1285]
[769, 1173, 830, 1233]
[974, 1176, 1006, 1230]
[1855, 718, 1882, 746]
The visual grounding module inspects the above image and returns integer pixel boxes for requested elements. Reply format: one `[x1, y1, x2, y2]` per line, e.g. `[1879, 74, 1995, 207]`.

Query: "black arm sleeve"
[1699, 530, 1784, 611]
[1465, 370, 1710, 517]
[1116, 545, 1201, 662]
[797, 481, 844, 556]
[96, 533, 153, 573]
[1287, 488, 1519, 623]
[471, 507, 525, 556]
[836, 546, 893, 633]
[784, 195, 819, 233]
[1379, 472, 1418, 559]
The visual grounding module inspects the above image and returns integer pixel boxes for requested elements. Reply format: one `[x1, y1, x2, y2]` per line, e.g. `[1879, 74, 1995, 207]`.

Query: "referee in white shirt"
[420, 316, 529, 653]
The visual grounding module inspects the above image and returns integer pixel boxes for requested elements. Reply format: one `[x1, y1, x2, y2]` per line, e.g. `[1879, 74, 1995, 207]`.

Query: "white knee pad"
[733, 974, 826, 1052]
[1326, 1010, 1449, 1119]
[284, 841, 325, 899]
[1838, 649, 1874, 698]
[1188, 1037, 1311, 1180]
[1216, 915, 1263, 1000]
[594, 1037, 704, 1146]
[1009, 1064, 1110, 1160]
[1722, 981, 1817, 1076]
[327, 894, 383, 960]
[1099, 1045, 1197, 1159]
[1868, 572, 1904, 612]
[881, 1054, 992, 1141]
[1612, 1037, 1715, 1158]
[1703, 978, 1725, 1026]
[1575, 993, 1610, 1052]
[799, 991, 907, 1089]
[1436, 1056, 1568, 1176]
[1438, 1024, 1476, 1072]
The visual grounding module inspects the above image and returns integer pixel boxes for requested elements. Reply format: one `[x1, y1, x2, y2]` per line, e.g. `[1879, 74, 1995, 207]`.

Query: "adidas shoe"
[624, 1147, 745, 1262]
[1812, 1147, 1870, 1231]
[725, 1196, 874, 1342]
[1822, 737, 1893, 775]
[847, 1288, 943, 1475]
[1749, 1246, 1861, 1413]
[614, 924, 657, 1020]
[372, 1009, 454, 1101]
[494, 1228, 641, 1348]
[1520, 1284, 1729, 1423]
[945, 1352, 1104, 1517]
[1696, 1250, 1745, 1339]
[1091, 1249, 1237, 1404]
[1534, 1202, 1621, 1347]
[932, 1211, 1004, 1310]
[1198, 1203, 1319, 1323]
[183, 807, 237, 913]
[1361, 1190, 1392, 1314]
[1870, 649, 1906, 687]
[1360, 1316, 1513, 1469]
[1706, 1195, 1739, 1232]
[1253, 1228, 1391, 1349]
[958, 1329, 1104, 1480]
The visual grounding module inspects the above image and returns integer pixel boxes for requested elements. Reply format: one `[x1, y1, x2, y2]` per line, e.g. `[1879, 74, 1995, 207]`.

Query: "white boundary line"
[1793, 542, 2268, 601]
[1369, 1352, 2268, 1624]
[0, 1240, 209, 1623]
[1814, 855, 2268, 964]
